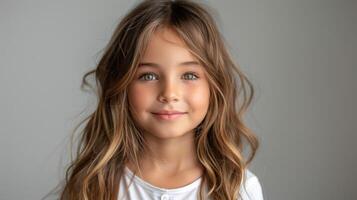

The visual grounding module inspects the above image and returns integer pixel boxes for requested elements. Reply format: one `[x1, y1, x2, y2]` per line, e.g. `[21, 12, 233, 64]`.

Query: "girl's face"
[127, 27, 210, 139]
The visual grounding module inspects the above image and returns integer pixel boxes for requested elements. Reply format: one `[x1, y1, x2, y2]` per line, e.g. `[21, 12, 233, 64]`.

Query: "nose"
[158, 78, 179, 103]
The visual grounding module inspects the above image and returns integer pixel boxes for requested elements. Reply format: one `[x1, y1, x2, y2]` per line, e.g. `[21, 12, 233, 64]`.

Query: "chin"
[146, 128, 193, 139]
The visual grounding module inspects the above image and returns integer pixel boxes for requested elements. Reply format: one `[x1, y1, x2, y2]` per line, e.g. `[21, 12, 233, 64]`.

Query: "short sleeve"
[239, 171, 264, 200]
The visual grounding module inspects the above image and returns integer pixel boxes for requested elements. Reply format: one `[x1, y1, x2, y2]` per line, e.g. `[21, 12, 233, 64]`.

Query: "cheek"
[128, 84, 155, 113]
[186, 82, 210, 112]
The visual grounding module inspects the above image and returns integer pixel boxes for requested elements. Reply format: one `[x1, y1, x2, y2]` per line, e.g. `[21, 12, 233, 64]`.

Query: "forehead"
[140, 27, 199, 64]
[138, 60, 201, 69]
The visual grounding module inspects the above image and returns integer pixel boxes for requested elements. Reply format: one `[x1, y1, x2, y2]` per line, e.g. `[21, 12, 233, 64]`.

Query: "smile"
[152, 113, 186, 120]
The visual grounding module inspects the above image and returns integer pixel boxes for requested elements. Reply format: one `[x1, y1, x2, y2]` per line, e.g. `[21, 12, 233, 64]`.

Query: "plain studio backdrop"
[1, 0, 356, 199]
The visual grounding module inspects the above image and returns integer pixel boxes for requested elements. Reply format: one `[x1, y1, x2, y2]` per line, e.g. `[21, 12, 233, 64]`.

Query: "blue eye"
[139, 73, 158, 81]
[138, 72, 199, 81]
[183, 72, 199, 80]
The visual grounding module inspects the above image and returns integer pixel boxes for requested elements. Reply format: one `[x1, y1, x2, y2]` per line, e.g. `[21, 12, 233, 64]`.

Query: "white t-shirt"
[118, 166, 264, 200]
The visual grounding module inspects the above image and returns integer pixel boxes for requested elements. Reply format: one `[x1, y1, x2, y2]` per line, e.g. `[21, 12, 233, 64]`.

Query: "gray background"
[1, 0, 356, 199]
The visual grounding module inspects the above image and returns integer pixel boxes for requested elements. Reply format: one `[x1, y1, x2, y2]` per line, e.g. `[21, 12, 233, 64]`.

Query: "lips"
[151, 110, 187, 120]
[152, 110, 187, 115]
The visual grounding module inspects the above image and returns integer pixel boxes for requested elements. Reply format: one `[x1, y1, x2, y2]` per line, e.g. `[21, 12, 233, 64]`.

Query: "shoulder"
[238, 169, 264, 200]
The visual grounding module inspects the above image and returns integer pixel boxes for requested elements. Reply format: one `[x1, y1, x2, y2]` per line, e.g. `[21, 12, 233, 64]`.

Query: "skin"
[126, 27, 210, 188]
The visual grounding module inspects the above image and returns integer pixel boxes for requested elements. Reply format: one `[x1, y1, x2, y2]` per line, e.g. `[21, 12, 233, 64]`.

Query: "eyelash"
[138, 72, 200, 81]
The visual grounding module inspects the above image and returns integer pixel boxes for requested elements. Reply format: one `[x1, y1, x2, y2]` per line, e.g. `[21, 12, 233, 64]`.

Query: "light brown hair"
[52, 0, 259, 199]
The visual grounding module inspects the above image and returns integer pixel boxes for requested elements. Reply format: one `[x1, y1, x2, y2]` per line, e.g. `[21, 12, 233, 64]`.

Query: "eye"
[183, 72, 199, 80]
[138, 72, 199, 81]
[138, 72, 158, 81]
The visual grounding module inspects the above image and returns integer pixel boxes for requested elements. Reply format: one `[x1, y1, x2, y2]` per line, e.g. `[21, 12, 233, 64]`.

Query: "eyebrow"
[138, 61, 200, 68]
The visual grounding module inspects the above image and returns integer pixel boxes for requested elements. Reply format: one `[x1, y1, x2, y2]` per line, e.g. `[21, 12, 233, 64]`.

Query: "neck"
[128, 130, 202, 176]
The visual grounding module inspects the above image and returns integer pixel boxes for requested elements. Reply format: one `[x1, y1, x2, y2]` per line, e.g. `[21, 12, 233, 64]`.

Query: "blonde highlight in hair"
[50, 1, 260, 200]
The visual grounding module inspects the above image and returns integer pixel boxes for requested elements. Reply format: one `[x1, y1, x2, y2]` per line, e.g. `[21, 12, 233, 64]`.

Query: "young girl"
[59, 0, 263, 199]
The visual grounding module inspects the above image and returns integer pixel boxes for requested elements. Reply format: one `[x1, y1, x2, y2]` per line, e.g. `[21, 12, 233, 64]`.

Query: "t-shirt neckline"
[124, 166, 202, 194]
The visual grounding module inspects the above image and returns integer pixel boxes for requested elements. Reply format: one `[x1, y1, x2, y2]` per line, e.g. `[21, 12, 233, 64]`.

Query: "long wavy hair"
[55, 0, 259, 199]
